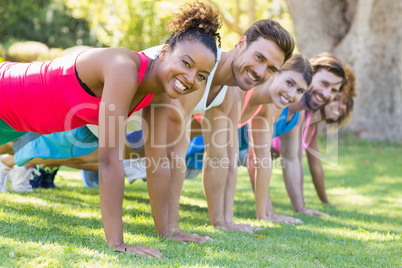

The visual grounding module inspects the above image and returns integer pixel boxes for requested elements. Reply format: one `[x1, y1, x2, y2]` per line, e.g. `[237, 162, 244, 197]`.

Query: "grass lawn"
[0, 135, 401, 267]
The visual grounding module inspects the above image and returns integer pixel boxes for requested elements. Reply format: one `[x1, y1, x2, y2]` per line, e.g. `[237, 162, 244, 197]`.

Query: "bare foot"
[114, 243, 164, 258]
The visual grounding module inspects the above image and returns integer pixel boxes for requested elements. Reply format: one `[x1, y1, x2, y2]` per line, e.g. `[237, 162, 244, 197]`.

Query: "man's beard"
[305, 89, 328, 111]
[231, 58, 249, 91]
[230, 50, 259, 92]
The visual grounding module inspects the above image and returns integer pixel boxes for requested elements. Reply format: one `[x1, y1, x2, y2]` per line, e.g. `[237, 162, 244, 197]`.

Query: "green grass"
[1, 135, 401, 267]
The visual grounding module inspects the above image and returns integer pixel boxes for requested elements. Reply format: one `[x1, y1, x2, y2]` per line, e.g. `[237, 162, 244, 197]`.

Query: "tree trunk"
[248, 0, 256, 26]
[286, 0, 402, 143]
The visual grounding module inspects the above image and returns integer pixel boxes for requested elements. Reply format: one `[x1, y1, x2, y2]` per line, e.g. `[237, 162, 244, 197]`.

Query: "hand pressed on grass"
[169, 229, 213, 243]
[215, 222, 256, 234]
[260, 213, 303, 224]
[297, 207, 330, 217]
[114, 243, 164, 259]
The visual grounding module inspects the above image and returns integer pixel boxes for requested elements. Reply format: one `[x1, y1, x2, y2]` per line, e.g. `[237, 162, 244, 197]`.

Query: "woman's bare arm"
[97, 51, 163, 258]
[306, 130, 329, 203]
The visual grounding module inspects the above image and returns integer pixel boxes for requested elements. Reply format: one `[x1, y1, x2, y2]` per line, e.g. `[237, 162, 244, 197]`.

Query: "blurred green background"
[0, 0, 292, 60]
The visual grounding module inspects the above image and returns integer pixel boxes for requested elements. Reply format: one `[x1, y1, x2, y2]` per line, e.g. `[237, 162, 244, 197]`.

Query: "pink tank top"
[271, 111, 316, 153]
[0, 51, 152, 134]
[192, 87, 262, 128]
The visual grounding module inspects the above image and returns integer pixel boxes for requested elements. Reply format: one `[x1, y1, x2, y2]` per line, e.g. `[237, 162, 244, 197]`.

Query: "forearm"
[254, 160, 274, 219]
[201, 101, 234, 227]
[203, 152, 228, 226]
[282, 158, 305, 211]
[306, 132, 329, 203]
[166, 107, 192, 233]
[167, 145, 188, 233]
[223, 124, 239, 224]
[146, 163, 170, 237]
[310, 164, 328, 203]
[247, 148, 256, 194]
[248, 110, 276, 219]
[142, 102, 172, 237]
[98, 161, 125, 247]
[223, 159, 237, 224]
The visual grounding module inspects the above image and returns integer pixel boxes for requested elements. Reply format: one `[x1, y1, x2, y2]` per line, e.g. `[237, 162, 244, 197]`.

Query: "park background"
[0, 0, 401, 267]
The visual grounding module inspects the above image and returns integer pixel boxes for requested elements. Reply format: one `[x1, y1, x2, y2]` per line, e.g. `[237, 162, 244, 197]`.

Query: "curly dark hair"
[165, 1, 222, 58]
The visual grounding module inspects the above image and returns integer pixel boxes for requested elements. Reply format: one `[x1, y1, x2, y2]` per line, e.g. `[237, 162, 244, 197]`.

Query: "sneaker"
[41, 167, 59, 189]
[80, 170, 99, 188]
[10, 165, 34, 192]
[123, 158, 147, 183]
[29, 167, 41, 189]
[30, 166, 58, 189]
[0, 161, 11, 192]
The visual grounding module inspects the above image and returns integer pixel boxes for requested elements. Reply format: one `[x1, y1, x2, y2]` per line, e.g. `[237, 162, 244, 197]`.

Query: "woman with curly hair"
[0, 1, 222, 258]
[5, 5, 295, 242]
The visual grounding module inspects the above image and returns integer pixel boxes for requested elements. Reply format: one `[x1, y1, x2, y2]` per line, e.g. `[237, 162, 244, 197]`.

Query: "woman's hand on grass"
[170, 230, 213, 243]
[114, 243, 164, 258]
[215, 222, 255, 233]
[297, 207, 330, 217]
[260, 214, 303, 224]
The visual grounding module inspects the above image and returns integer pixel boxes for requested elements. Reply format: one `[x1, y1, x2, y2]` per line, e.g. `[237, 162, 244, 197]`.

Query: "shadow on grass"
[0, 192, 163, 248]
[0, 191, 399, 267]
[123, 195, 211, 227]
[23, 189, 100, 209]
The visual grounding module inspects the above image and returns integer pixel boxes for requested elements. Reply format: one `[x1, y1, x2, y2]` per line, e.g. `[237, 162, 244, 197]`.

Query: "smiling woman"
[246, 54, 349, 222]
[0, 0, 222, 258]
[157, 41, 215, 97]
[186, 54, 313, 224]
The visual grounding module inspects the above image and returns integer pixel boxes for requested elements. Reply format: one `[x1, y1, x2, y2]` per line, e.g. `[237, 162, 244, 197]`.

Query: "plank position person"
[0, 1, 222, 258]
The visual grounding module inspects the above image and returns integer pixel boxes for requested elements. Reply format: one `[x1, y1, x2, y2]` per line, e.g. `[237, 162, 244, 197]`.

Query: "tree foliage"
[63, 0, 292, 51]
[64, 0, 172, 51]
[0, 0, 97, 48]
[1, 0, 293, 52]
[286, 0, 402, 143]
[207, 0, 293, 50]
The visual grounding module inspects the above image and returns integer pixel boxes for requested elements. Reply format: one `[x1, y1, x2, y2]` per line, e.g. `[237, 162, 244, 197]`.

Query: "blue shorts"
[186, 125, 249, 170]
[13, 126, 145, 166]
[13, 126, 98, 166]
